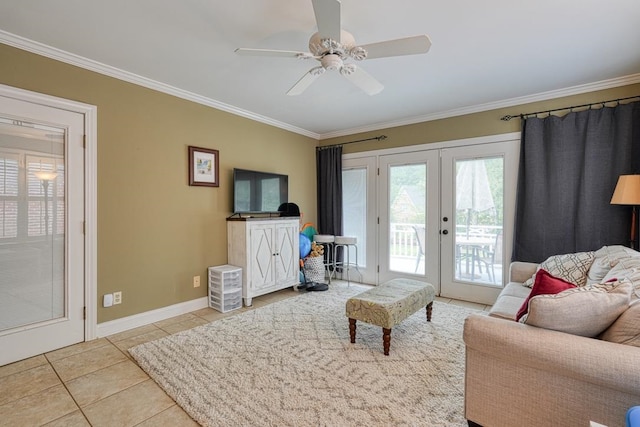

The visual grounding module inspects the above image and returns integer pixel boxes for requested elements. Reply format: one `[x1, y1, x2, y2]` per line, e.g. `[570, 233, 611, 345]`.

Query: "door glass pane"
[342, 168, 366, 267]
[0, 117, 65, 332]
[389, 164, 426, 274]
[454, 157, 503, 285]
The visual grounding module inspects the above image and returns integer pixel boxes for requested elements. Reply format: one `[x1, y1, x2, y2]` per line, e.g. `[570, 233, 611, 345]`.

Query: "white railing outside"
[390, 223, 503, 257]
[389, 223, 421, 258]
[389, 222, 503, 285]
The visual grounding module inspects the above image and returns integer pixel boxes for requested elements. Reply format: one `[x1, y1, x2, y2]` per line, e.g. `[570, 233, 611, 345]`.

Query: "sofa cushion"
[523, 251, 595, 288]
[516, 269, 577, 321]
[586, 245, 640, 285]
[489, 282, 532, 320]
[600, 300, 640, 347]
[519, 280, 632, 337]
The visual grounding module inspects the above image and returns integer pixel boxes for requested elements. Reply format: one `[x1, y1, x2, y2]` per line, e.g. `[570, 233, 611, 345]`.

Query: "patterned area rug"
[129, 284, 480, 427]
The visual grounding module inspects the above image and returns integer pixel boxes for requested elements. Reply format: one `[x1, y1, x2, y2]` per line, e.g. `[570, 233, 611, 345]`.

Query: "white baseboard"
[96, 297, 209, 338]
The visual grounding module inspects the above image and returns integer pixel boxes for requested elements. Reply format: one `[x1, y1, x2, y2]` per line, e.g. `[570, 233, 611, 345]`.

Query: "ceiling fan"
[235, 0, 432, 96]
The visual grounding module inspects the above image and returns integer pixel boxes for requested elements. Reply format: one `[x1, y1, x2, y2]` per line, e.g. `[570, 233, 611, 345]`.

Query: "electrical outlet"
[113, 291, 122, 305]
[193, 276, 201, 288]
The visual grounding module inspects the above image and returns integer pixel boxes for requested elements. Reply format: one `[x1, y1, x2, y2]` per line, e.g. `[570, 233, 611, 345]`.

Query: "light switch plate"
[103, 294, 113, 307]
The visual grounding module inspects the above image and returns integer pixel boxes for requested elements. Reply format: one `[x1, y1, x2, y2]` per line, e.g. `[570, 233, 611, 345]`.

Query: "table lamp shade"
[611, 174, 640, 250]
[611, 175, 640, 205]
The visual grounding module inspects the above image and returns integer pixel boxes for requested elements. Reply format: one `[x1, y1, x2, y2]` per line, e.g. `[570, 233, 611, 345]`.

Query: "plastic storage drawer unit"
[208, 265, 242, 313]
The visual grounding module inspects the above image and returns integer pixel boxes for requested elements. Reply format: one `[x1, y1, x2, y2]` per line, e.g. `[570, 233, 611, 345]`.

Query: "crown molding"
[319, 73, 640, 139]
[3, 30, 639, 142]
[0, 30, 320, 140]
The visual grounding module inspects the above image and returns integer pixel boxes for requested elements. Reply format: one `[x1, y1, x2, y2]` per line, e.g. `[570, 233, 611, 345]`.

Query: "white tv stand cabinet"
[227, 217, 299, 306]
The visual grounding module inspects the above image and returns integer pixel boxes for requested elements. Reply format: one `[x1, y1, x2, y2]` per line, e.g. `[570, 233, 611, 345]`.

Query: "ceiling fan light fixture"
[321, 54, 343, 71]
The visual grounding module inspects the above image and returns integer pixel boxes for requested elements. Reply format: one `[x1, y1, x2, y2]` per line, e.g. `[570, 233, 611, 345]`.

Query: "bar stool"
[313, 234, 335, 284]
[333, 236, 362, 285]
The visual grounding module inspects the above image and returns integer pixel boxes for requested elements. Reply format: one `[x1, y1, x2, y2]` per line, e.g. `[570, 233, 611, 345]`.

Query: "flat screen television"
[233, 168, 288, 214]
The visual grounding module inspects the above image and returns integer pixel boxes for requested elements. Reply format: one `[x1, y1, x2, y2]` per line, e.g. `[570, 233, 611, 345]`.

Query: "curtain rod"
[500, 95, 640, 121]
[318, 134, 387, 150]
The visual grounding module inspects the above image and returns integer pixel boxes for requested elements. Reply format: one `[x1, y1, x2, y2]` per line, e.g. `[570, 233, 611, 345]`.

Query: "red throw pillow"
[515, 269, 577, 321]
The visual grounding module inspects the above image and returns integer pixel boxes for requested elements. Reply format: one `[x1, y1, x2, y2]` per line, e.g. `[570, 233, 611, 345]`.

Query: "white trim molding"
[0, 30, 318, 140]
[84, 104, 98, 341]
[3, 29, 639, 141]
[96, 297, 209, 338]
[321, 74, 640, 139]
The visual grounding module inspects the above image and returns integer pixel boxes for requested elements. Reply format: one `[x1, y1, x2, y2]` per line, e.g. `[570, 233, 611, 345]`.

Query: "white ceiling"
[1, 0, 639, 139]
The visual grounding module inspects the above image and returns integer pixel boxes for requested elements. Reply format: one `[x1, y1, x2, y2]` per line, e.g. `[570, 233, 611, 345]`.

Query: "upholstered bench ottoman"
[345, 278, 435, 355]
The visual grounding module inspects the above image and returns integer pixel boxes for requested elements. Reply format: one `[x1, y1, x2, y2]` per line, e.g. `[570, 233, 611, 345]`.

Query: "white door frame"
[0, 83, 98, 342]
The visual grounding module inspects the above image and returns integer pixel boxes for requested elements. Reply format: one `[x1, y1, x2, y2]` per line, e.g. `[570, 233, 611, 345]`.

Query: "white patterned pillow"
[523, 251, 595, 288]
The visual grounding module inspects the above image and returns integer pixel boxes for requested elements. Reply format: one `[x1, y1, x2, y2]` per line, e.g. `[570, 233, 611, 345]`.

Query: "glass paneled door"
[0, 94, 85, 365]
[440, 141, 519, 304]
[378, 151, 440, 287]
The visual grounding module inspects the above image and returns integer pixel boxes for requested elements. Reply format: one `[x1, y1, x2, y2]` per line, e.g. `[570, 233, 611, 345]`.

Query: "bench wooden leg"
[382, 328, 391, 355]
[426, 301, 433, 322]
[349, 318, 357, 343]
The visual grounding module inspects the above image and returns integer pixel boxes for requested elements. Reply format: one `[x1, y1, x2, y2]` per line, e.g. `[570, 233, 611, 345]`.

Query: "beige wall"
[321, 84, 640, 153]
[0, 44, 318, 323]
[2, 42, 640, 324]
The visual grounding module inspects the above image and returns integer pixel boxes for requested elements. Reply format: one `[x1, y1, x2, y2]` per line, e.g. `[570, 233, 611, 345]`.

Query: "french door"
[440, 141, 519, 304]
[342, 134, 519, 305]
[378, 151, 440, 288]
[0, 92, 86, 365]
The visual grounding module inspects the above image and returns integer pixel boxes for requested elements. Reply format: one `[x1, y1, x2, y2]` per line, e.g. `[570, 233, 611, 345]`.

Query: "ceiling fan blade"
[235, 48, 310, 58]
[360, 35, 432, 59]
[287, 68, 323, 96]
[311, 0, 342, 42]
[341, 66, 384, 95]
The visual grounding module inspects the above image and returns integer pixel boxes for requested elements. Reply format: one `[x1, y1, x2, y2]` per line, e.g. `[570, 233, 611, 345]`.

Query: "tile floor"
[0, 283, 490, 426]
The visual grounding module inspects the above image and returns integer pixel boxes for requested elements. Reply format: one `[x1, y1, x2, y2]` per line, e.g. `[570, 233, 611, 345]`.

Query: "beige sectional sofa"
[463, 246, 640, 427]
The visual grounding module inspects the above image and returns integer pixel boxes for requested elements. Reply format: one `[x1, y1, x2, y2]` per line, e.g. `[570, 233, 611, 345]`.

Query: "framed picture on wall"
[188, 146, 219, 187]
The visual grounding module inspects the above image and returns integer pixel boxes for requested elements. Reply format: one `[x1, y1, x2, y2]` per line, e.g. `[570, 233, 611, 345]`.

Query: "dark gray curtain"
[513, 101, 640, 263]
[316, 146, 343, 236]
